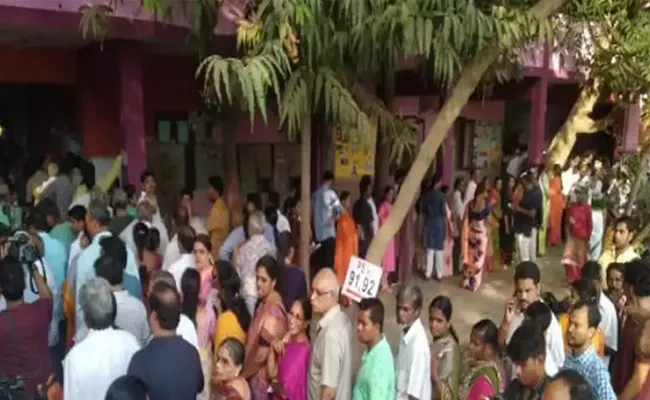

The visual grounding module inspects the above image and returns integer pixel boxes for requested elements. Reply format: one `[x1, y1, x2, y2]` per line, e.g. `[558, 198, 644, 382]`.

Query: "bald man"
[542, 370, 594, 400]
[308, 268, 353, 400]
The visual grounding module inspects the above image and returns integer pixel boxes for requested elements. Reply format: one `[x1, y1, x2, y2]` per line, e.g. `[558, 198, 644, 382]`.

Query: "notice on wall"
[472, 120, 503, 175]
[333, 121, 377, 179]
[341, 256, 383, 302]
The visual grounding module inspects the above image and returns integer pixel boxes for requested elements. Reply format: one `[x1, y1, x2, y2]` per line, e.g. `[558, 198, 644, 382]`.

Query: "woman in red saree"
[548, 164, 564, 247]
[243, 255, 288, 399]
[334, 191, 358, 294]
[561, 187, 592, 282]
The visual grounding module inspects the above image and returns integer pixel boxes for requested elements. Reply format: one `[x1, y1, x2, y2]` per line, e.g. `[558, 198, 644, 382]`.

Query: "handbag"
[1, 304, 62, 400]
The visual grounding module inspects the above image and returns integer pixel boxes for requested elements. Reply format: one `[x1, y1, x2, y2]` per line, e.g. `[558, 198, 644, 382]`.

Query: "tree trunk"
[364, 0, 568, 265]
[626, 144, 650, 216]
[300, 115, 312, 283]
[546, 83, 603, 168]
[223, 118, 243, 227]
[374, 70, 396, 199]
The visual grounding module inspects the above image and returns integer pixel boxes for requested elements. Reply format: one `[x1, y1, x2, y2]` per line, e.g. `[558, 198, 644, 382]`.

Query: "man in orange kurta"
[207, 176, 230, 258]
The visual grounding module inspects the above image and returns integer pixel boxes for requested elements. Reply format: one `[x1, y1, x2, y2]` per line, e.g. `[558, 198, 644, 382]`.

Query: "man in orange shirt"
[207, 175, 230, 258]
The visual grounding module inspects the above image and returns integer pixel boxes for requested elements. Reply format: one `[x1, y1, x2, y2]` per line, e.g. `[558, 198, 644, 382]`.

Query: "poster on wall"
[472, 120, 503, 176]
[333, 121, 377, 179]
[473, 120, 489, 168]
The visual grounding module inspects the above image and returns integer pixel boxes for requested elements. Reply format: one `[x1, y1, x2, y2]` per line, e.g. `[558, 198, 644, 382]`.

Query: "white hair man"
[395, 284, 432, 400]
[63, 278, 140, 400]
[233, 211, 276, 315]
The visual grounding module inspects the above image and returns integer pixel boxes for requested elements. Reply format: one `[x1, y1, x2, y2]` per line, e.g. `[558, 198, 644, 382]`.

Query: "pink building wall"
[0, 0, 601, 185]
[392, 96, 506, 185]
[0, 0, 245, 38]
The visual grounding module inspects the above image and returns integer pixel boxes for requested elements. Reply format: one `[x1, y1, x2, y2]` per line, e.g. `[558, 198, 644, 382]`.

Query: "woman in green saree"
[459, 319, 505, 400]
[429, 296, 461, 400]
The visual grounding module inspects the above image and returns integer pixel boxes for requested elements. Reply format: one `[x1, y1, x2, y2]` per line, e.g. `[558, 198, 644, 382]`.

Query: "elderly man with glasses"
[308, 268, 353, 400]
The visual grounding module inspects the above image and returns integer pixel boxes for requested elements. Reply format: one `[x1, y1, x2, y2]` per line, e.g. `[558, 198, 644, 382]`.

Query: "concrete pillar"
[118, 42, 146, 186]
[528, 77, 548, 164]
[78, 45, 120, 160]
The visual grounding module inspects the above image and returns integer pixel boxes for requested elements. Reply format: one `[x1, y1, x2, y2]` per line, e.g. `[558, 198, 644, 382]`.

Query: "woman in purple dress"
[268, 298, 312, 400]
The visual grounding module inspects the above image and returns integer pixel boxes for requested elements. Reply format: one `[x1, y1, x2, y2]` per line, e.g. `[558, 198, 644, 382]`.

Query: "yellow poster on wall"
[333, 121, 377, 179]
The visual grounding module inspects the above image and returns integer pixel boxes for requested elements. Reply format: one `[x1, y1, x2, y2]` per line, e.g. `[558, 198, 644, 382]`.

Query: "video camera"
[5, 230, 40, 265]
[1, 230, 46, 295]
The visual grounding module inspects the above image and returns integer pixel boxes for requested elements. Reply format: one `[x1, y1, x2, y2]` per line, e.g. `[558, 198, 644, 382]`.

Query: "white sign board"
[341, 256, 383, 302]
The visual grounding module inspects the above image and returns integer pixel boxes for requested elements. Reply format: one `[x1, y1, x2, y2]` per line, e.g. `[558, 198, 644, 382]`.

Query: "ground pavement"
[343, 246, 568, 363]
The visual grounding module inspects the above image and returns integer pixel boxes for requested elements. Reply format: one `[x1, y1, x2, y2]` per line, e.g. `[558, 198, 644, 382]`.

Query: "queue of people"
[1, 144, 650, 400]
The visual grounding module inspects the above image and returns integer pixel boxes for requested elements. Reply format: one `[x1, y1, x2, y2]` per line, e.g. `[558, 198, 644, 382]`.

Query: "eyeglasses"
[311, 288, 335, 298]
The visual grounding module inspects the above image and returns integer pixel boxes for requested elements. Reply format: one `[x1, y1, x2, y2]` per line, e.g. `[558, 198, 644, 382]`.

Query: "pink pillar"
[118, 42, 146, 186]
[528, 77, 548, 164]
[443, 127, 454, 186]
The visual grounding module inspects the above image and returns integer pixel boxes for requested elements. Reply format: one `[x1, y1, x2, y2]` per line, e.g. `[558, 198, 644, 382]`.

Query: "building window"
[455, 117, 475, 169]
[237, 143, 300, 200]
[155, 114, 210, 144]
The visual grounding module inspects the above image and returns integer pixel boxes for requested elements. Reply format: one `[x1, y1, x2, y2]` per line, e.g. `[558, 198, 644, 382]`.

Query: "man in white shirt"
[178, 189, 209, 233]
[561, 156, 581, 198]
[147, 270, 199, 351]
[269, 191, 291, 233]
[120, 199, 168, 256]
[67, 205, 87, 266]
[163, 207, 205, 271]
[94, 253, 150, 346]
[599, 216, 640, 289]
[167, 225, 197, 290]
[64, 278, 140, 400]
[581, 261, 618, 366]
[506, 146, 528, 178]
[395, 284, 431, 400]
[499, 261, 565, 376]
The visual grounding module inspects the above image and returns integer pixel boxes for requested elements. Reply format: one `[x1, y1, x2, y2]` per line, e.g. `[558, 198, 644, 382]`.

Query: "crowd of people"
[0, 143, 650, 400]
[412, 148, 637, 295]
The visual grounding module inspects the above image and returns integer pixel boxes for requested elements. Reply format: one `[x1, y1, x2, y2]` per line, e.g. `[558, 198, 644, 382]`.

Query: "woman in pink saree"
[460, 319, 504, 400]
[461, 181, 490, 292]
[243, 255, 288, 400]
[378, 186, 396, 291]
[268, 298, 312, 400]
[182, 236, 219, 400]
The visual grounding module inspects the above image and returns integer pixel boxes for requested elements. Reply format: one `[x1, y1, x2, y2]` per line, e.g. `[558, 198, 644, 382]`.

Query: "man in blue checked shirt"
[563, 300, 616, 400]
[311, 171, 341, 273]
